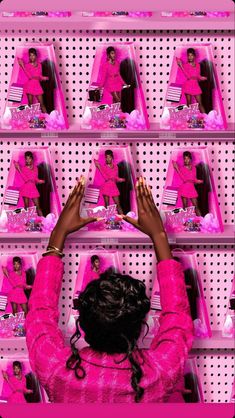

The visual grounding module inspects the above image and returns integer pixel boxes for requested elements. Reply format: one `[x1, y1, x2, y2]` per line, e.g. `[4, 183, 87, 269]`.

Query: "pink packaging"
[0, 252, 38, 339]
[1, 42, 68, 130]
[160, 147, 223, 233]
[0, 147, 61, 233]
[0, 357, 46, 403]
[147, 250, 211, 339]
[81, 145, 138, 232]
[222, 278, 235, 338]
[160, 44, 227, 130]
[82, 43, 149, 130]
[66, 249, 121, 337]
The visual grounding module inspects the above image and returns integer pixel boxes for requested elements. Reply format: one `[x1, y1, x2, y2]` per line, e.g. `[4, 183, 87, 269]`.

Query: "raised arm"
[25, 177, 97, 389]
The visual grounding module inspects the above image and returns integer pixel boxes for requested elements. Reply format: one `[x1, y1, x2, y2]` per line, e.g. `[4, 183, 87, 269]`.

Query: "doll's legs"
[36, 95, 47, 113]
[20, 303, 28, 316]
[23, 197, 30, 210]
[103, 195, 110, 208]
[32, 198, 43, 216]
[185, 94, 192, 107]
[111, 91, 121, 103]
[181, 196, 188, 209]
[112, 196, 123, 214]
[27, 94, 34, 106]
[11, 302, 18, 315]
[190, 198, 201, 216]
[194, 95, 206, 114]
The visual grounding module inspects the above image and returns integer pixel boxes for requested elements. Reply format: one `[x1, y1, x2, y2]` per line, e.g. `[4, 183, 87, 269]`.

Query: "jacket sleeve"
[25, 256, 68, 389]
[149, 259, 194, 397]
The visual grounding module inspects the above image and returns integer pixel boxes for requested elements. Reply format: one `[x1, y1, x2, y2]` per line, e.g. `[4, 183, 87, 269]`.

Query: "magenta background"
[85, 145, 137, 212]
[162, 43, 227, 128]
[160, 147, 224, 232]
[4, 43, 69, 128]
[0, 253, 37, 314]
[1, 147, 61, 217]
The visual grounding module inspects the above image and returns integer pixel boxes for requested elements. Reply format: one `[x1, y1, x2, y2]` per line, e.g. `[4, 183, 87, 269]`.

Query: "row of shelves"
[0, 225, 234, 245]
[0, 124, 235, 139]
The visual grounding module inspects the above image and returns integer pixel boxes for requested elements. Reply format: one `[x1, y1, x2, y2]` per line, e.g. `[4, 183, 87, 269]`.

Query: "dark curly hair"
[66, 270, 150, 402]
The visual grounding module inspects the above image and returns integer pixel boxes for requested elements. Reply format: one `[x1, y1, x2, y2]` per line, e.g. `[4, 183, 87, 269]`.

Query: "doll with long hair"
[176, 48, 207, 114]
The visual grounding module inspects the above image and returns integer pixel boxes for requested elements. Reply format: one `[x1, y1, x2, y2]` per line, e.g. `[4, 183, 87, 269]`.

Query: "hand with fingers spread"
[47, 176, 97, 253]
[122, 177, 172, 261]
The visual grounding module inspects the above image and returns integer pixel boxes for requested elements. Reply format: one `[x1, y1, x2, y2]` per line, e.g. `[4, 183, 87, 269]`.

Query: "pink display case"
[0, 356, 46, 403]
[0, 252, 38, 339]
[82, 43, 149, 130]
[160, 147, 223, 234]
[1, 42, 68, 131]
[81, 144, 137, 232]
[0, 147, 61, 233]
[147, 250, 211, 340]
[66, 249, 121, 336]
[161, 44, 227, 130]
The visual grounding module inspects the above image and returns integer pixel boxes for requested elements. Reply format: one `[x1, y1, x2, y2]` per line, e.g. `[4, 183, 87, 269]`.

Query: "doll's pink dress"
[24, 62, 44, 96]
[20, 165, 40, 199]
[7, 375, 27, 403]
[99, 163, 121, 197]
[7, 270, 27, 304]
[81, 269, 102, 291]
[177, 165, 198, 199]
[182, 63, 202, 96]
[99, 61, 124, 93]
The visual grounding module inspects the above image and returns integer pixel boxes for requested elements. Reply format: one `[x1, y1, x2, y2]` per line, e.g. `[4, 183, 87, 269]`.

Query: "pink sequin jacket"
[25, 256, 193, 403]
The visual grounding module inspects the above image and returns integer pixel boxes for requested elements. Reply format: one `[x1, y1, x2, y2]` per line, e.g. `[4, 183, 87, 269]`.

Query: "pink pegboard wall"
[0, 29, 234, 125]
[0, 138, 234, 224]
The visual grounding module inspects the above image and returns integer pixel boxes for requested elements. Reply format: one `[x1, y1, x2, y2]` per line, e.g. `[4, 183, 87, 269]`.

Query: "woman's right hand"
[94, 160, 100, 169]
[14, 161, 20, 171]
[17, 58, 24, 68]
[2, 371, 9, 381]
[172, 161, 178, 170]
[176, 57, 182, 67]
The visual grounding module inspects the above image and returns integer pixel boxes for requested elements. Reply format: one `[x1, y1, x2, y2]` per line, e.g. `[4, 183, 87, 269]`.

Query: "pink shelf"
[0, 123, 234, 139]
[0, 11, 234, 30]
[0, 225, 233, 245]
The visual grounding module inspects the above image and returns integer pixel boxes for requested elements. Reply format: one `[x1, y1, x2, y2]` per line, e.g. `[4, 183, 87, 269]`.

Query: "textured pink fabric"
[20, 165, 40, 199]
[7, 270, 27, 304]
[24, 62, 44, 95]
[178, 165, 198, 199]
[81, 268, 103, 292]
[7, 375, 27, 403]
[99, 61, 124, 93]
[99, 163, 121, 197]
[182, 63, 202, 95]
[25, 256, 193, 403]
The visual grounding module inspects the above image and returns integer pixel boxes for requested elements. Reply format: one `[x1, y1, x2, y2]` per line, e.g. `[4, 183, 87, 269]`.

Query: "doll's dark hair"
[105, 149, 114, 158]
[29, 48, 37, 56]
[106, 46, 115, 56]
[13, 256, 22, 265]
[66, 270, 150, 402]
[187, 48, 196, 57]
[183, 151, 193, 161]
[25, 151, 34, 160]
[13, 361, 22, 370]
[90, 255, 100, 265]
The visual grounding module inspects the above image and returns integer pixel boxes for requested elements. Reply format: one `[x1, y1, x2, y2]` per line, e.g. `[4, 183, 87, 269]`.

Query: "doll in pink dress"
[2, 256, 32, 315]
[81, 255, 104, 291]
[94, 149, 125, 214]
[14, 151, 45, 216]
[172, 151, 203, 216]
[98, 46, 128, 106]
[176, 48, 207, 114]
[2, 361, 33, 403]
[17, 48, 48, 113]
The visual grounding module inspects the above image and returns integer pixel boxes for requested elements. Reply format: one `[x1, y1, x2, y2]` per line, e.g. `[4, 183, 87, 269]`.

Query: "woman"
[176, 48, 207, 114]
[14, 151, 45, 216]
[99, 46, 126, 105]
[2, 257, 32, 315]
[25, 176, 193, 402]
[2, 361, 33, 403]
